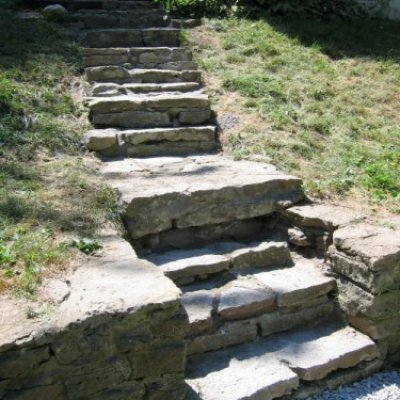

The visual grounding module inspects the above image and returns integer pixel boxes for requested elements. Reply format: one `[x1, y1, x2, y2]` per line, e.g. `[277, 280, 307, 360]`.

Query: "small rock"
[288, 227, 310, 247]
[43, 5, 68, 21]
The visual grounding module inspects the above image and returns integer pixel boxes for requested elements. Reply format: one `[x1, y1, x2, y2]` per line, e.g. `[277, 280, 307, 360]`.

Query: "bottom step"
[186, 320, 378, 400]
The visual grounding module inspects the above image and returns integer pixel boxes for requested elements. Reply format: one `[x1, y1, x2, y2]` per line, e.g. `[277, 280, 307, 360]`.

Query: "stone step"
[81, 47, 192, 68]
[82, 28, 180, 48]
[180, 256, 337, 354]
[88, 92, 212, 129]
[186, 321, 378, 400]
[69, 11, 169, 29]
[86, 66, 202, 84]
[84, 126, 217, 157]
[117, 1, 160, 9]
[147, 241, 292, 286]
[90, 82, 201, 96]
[99, 155, 304, 240]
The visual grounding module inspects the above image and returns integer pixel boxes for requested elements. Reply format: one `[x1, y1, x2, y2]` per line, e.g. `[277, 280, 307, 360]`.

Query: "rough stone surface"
[0, 235, 187, 400]
[217, 276, 276, 320]
[254, 258, 336, 307]
[187, 321, 378, 400]
[99, 155, 304, 239]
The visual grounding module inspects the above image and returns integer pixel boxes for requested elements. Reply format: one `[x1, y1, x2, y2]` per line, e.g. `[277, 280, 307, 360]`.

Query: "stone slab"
[86, 66, 202, 83]
[186, 320, 378, 400]
[254, 258, 336, 307]
[100, 155, 304, 239]
[217, 276, 276, 320]
[282, 203, 363, 230]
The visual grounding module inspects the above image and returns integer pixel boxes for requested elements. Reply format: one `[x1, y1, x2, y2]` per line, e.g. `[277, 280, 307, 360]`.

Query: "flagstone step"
[82, 28, 180, 48]
[90, 82, 201, 96]
[116, 1, 160, 9]
[69, 10, 169, 29]
[178, 256, 336, 354]
[99, 155, 304, 240]
[86, 66, 202, 84]
[85, 125, 216, 157]
[88, 92, 212, 128]
[186, 321, 379, 400]
[81, 47, 193, 68]
[147, 241, 292, 286]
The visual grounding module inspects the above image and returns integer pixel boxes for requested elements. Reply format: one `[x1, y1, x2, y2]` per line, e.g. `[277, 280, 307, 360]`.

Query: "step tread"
[179, 256, 336, 327]
[99, 155, 304, 239]
[90, 82, 201, 96]
[87, 92, 210, 112]
[186, 322, 378, 400]
[148, 241, 290, 283]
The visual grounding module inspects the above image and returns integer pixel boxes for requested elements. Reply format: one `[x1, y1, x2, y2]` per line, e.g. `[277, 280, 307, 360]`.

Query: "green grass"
[0, 12, 119, 295]
[190, 16, 400, 212]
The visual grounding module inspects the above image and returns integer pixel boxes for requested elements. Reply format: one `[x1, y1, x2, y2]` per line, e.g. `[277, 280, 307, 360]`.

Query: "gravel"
[310, 371, 400, 400]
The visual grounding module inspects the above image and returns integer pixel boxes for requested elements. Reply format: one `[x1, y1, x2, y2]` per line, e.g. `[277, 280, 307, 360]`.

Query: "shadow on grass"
[241, 9, 400, 62]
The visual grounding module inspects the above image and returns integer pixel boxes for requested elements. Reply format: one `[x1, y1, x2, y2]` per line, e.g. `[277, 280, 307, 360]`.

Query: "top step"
[82, 28, 180, 48]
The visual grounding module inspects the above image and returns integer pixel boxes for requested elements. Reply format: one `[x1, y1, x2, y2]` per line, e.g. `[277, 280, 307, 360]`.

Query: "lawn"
[0, 12, 118, 295]
[188, 16, 400, 213]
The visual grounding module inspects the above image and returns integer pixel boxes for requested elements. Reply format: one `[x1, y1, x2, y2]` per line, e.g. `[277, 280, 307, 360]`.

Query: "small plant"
[70, 238, 102, 255]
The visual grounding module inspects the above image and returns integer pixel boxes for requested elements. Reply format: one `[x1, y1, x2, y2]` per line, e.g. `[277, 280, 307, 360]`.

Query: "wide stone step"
[69, 11, 168, 29]
[88, 92, 212, 129]
[179, 256, 337, 354]
[82, 28, 180, 48]
[99, 155, 304, 240]
[116, 0, 160, 9]
[90, 82, 201, 96]
[86, 66, 202, 84]
[147, 241, 292, 286]
[85, 125, 216, 157]
[186, 321, 379, 400]
[81, 47, 192, 68]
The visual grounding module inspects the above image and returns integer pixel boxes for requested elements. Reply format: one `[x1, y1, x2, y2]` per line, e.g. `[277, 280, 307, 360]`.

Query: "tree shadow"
[254, 13, 400, 62]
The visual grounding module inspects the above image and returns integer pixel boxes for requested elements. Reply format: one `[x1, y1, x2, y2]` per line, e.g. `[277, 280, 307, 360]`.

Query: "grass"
[0, 12, 119, 295]
[189, 16, 400, 213]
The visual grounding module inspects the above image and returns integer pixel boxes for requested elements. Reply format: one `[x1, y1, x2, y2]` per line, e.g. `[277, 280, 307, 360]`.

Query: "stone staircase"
[78, 1, 382, 399]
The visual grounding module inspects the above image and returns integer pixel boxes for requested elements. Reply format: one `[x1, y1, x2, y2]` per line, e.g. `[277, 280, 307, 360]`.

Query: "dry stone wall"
[280, 203, 400, 366]
[0, 236, 188, 400]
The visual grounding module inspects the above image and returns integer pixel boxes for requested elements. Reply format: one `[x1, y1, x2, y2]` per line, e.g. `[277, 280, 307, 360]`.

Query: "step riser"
[133, 217, 273, 255]
[82, 29, 180, 48]
[82, 47, 192, 68]
[86, 67, 202, 84]
[91, 109, 212, 129]
[188, 301, 335, 355]
[70, 14, 169, 29]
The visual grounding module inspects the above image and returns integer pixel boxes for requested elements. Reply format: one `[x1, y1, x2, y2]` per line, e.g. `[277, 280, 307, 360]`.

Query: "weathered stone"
[179, 109, 211, 124]
[187, 356, 299, 400]
[337, 279, 400, 320]
[188, 320, 258, 355]
[43, 5, 67, 21]
[0, 346, 50, 379]
[278, 325, 378, 381]
[333, 223, 400, 273]
[92, 111, 171, 128]
[182, 290, 215, 336]
[142, 29, 179, 47]
[84, 128, 117, 150]
[230, 241, 291, 270]
[254, 259, 336, 307]
[100, 155, 303, 239]
[93, 382, 145, 400]
[283, 203, 363, 230]
[288, 227, 310, 247]
[86, 65, 131, 82]
[217, 277, 276, 320]
[258, 302, 334, 337]
[348, 314, 400, 339]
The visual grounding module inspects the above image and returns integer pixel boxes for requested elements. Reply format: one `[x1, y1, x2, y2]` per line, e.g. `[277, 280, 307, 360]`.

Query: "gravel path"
[310, 371, 400, 400]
